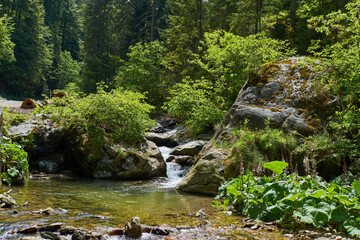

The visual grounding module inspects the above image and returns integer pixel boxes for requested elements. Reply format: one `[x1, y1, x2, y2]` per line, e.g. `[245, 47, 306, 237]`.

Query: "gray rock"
[124, 216, 142, 238]
[37, 154, 66, 174]
[174, 155, 194, 166]
[146, 132, 178, 147]
[260, 82, 282, 101]
[7, 120, 38, 138]
[139, 140, 163, 160]
[40, 231, 61, 240]
[170, 140, 208, 156]
[176, 150, 228, 195]
[0, 193, 17, 208]
[149, 122, 165, 133]
[71, 230, 85, 240]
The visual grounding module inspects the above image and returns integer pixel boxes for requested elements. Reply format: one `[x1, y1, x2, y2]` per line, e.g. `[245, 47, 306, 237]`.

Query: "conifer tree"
[1, 0, 52, 97]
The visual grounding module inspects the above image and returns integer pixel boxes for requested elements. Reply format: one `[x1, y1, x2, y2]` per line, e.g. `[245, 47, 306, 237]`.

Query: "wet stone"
[124, 216, 142, 238]
[40, 231, 61, 240]
[38, 222, 63, 232]
[108, 228, 124, 236]
[151, 227, 170, 236]
[71, 230, 85, 240]
[250, 224, 260, 230]
[18, 225, 38, 234]
[59, 226, 78, 235]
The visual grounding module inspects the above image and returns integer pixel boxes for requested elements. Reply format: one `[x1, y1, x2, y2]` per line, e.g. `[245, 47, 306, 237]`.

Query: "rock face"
[217, 58, 336, 137]
[7, 118, 69, 173]
[7, 117, 166, 180]
[177, 58, 339, 195]
[74, 140, 166, 179]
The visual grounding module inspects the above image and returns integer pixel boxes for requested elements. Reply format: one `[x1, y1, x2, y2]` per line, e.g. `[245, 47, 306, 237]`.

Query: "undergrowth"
[214, 161, 360, 237]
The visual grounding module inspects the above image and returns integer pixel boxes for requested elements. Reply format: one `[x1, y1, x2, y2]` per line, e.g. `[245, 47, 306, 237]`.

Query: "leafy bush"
[39, 86, 155, 144]
[164, 77, 225, 135]
[214, 161, 360, 237]
[307, 1, 360, 171]
[0, 137, 29, 185]
[198, 31, 295, 108]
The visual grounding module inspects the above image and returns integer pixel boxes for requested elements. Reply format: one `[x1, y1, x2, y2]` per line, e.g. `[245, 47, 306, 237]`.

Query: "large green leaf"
[263, 161, 288, 175]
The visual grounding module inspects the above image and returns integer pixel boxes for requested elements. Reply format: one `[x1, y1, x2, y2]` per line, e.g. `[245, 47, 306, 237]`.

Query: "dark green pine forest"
[0, 0, 351, 98]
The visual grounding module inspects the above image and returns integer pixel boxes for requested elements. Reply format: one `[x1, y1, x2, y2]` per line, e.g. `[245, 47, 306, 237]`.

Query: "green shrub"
[214, 161, 360, 237]
[39, 86, 155, 145]
[198, 31, 295, 108]
[222, 125, 298, 178]
[164, 77, 225, 135]
[307, 1, 360, 172]
[0, 137, 29, 186]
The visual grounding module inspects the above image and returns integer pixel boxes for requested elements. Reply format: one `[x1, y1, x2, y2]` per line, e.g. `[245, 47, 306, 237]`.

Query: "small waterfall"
[159, 146, 188, 188]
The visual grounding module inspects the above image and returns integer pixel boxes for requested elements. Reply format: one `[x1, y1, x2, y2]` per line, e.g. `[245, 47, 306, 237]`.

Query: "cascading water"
[158, 146, 188, 188]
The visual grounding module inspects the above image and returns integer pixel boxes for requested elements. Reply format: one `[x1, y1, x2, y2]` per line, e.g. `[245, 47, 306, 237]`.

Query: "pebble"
[250, 224, 260, 230]
[284, 234, 294, 238]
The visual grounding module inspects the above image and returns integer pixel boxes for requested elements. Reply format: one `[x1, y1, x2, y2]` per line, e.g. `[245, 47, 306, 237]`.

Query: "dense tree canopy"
[0, 0, 351, 97]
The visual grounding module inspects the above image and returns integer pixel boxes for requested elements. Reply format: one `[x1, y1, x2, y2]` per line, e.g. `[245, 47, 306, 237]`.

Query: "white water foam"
[158, 146, 188, 188]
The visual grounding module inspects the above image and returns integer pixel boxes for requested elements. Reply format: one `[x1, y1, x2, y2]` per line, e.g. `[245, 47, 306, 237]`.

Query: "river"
[0, 146, 285, 239]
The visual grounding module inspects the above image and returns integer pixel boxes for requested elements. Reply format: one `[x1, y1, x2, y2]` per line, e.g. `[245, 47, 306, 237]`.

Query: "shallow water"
[0, 145, 285, 239]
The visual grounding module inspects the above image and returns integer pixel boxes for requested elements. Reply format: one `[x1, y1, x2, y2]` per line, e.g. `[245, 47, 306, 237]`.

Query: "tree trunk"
[151, 0, 156, 41]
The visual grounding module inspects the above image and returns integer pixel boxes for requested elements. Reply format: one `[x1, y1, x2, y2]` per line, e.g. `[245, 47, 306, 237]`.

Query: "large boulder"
[177, 58, 340, 195]
[7, 118, 66, 156]
[7, 117, 166, 180]
[69, 135, 166, 180]
[218, 58, 338, 137]
[176, 150, 228, 195]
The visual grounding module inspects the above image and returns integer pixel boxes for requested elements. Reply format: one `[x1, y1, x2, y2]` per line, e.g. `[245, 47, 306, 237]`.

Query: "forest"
[1, 0, 360, 239]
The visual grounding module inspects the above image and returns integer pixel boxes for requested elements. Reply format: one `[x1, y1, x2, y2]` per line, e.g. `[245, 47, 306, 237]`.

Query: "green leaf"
[263, 161, 288, 175]
[352, 181, 360, 196]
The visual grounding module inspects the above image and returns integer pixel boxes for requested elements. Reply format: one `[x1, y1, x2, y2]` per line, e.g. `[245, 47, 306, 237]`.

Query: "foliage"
[0, 137, 29, 186]
[116, 41, 167, 109]
[164, 0, 207, 78]
[214, 161, 360, 237]
[198, 31, 295, 108]
[164, 77, 225, 135]
[221, 125, 298, 178]
[55, 51, 81, 89]
[1, 108, 31, 131]
[39, 86, 155, 144]
[0, 9, 14, 63]
[307, 1, 360, 172]
[263, 161, 288, 176]
[0, 0, 52, 97]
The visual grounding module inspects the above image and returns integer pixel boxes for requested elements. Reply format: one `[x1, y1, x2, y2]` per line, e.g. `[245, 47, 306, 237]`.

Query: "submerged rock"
[124, 216, 142, 238]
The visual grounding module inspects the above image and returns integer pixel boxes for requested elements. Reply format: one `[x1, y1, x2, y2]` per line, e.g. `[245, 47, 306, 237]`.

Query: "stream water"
[0, 145, 285, 239]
